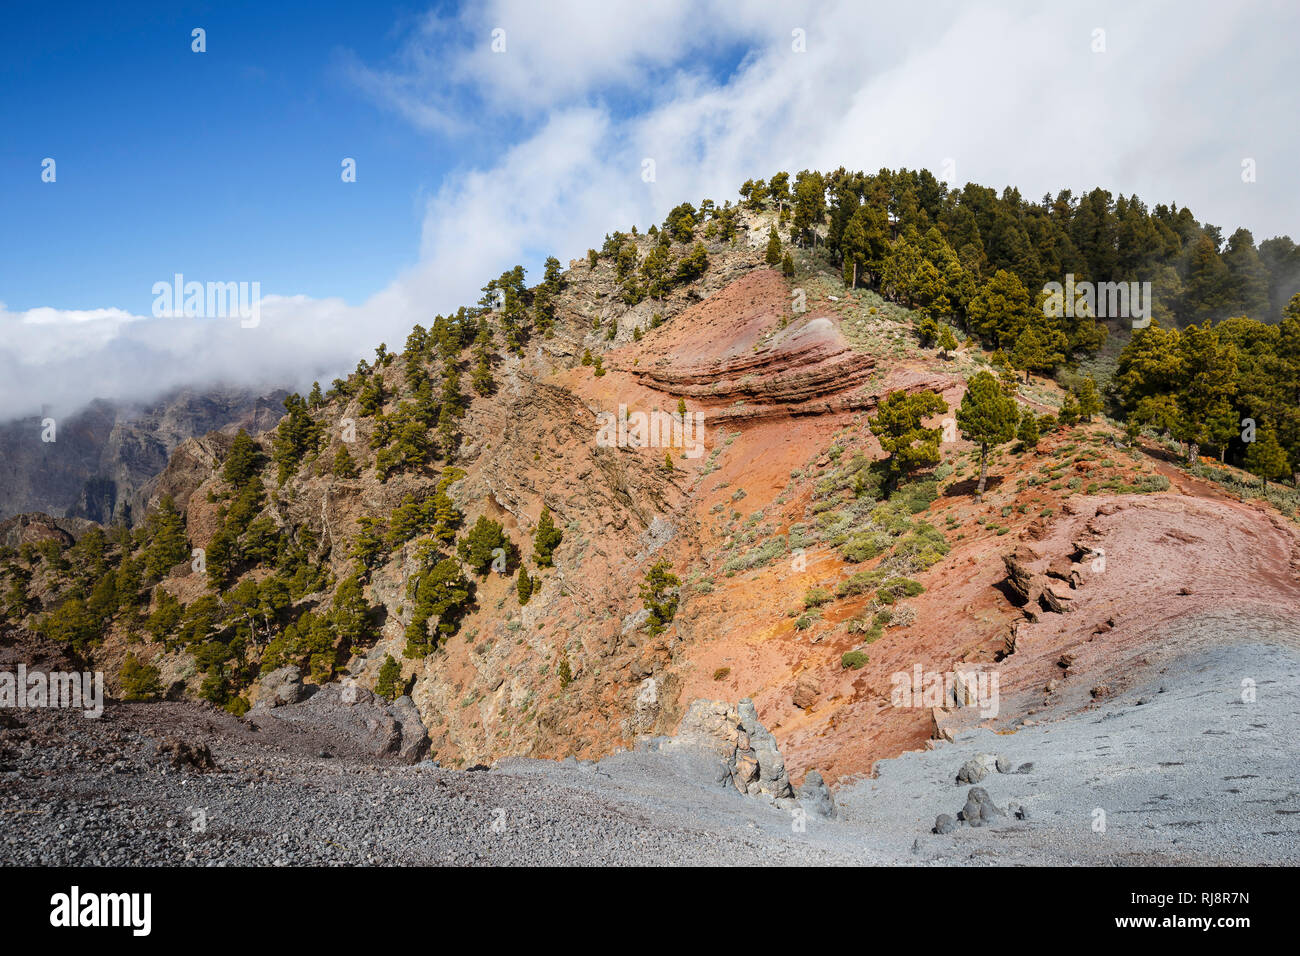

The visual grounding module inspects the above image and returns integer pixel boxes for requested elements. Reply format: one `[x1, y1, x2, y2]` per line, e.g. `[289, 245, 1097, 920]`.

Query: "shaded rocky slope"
[0, 386, 288, 524]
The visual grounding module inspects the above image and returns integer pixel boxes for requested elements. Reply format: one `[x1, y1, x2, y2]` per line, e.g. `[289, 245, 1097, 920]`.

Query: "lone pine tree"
[956, 370, 1019, 501]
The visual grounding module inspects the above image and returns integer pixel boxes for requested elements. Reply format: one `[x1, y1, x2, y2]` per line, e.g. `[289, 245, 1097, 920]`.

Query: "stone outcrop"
[1002, 545, 1075, 615]
[252, 666, 308, 709]
[674, 697, 797, 804]
[249, 682, 429, 764]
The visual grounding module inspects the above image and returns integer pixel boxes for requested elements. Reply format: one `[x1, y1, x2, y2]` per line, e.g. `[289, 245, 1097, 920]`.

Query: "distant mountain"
[0, 386, 288, 524]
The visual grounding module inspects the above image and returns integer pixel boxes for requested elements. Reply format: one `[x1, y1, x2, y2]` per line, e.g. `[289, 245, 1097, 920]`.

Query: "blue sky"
[0, 0, 756, 315]
[0, 2, 464, 312]
[2, 0, 1298, 419]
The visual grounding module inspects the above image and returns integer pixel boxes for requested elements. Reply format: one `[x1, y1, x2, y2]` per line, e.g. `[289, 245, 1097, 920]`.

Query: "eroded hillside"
[5, 186, 1299, 790]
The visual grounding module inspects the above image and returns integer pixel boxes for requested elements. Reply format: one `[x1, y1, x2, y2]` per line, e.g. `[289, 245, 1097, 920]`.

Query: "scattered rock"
[1045, 556, 1074, 582]
[931, 707, 956, 743]
[957, 787, 1006, 828]
[933, 813, 957, 835]
[956, 753, 1000, 784]
[995, 755, 1013, 774]
[157, 736, 217, 773]
[250, 682, 428, 764]
[797, 769, 836, 818]
[791, 676, 821, 710]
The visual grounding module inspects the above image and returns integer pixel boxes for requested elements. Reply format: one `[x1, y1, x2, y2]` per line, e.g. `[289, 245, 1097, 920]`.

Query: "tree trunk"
[975, 443, 989, 501]
[851, 261, 857, 289]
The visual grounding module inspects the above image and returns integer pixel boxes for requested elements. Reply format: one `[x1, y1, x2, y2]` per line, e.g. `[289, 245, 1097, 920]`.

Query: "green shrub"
[119, 653, 162, 702]
[841, 650, 868, 670]
[802, 587, 833, 609]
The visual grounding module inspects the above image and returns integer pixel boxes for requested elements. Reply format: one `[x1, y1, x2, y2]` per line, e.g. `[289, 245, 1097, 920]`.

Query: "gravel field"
[3, 636, 1297, 866]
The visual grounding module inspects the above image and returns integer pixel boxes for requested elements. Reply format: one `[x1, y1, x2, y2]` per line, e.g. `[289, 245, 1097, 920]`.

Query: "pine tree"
[147, 589, 184, 644]
[272, 394, 323, 485]
[532, 506, 563, 567]
[1076, 377, 1102, 421]
[1017, 407, 1040, 450]
[640, 559, 680, 637]
[405, 557, 472, 652]
[223, 429, 262, 488]
[1059, 394, 1081, 426]
[781, 252, 795, 277]
[1243, 422, 1290, 489]
[989, 350, 1019, 394]
[917, 317, 940, 347]
[968, 269, 1037, 350]
[674, 242, 709, 283]
[332, 445, 358, 478]
[956, 370, 1019, 501]
[516, 565, 533, 605]
[472, 351, 494, 396]
[457, 515, 509, 576]
[119, 652, 162, 701]
[374, 654, 403, 702]
[1010, 318, 1067, 382]
[143, 496, 190, 580]
[764, 227, 782, 266]
[868, 390, 949, 489]
[938, 325, 958, 359]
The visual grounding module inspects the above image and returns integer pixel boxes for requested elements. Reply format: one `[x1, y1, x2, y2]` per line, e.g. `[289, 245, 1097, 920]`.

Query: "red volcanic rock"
[620, 269, 951, 425]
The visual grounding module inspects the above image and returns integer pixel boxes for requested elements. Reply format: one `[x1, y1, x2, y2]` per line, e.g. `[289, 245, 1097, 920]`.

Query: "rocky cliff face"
[0, 386, 288, 524]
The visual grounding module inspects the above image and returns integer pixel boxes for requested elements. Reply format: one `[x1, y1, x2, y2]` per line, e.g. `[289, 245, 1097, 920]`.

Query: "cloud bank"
[6, 0, 1297, 420]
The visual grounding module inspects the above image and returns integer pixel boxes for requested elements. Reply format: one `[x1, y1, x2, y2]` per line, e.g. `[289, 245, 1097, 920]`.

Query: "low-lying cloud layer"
[6, 0, 1297, 420]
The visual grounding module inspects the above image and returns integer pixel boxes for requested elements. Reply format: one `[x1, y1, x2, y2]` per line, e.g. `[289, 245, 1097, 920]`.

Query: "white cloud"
[5, 0, 1298, 421]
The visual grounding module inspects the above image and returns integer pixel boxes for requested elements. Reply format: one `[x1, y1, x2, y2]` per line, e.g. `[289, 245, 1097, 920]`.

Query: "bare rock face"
[0, 512, 95, 550]
[736, 698, 794, 800]
[619, 269, 953, 428]
[633, 678, 660, 734]
[388, 695, 432, 763]
[252, 666, 308, 709]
